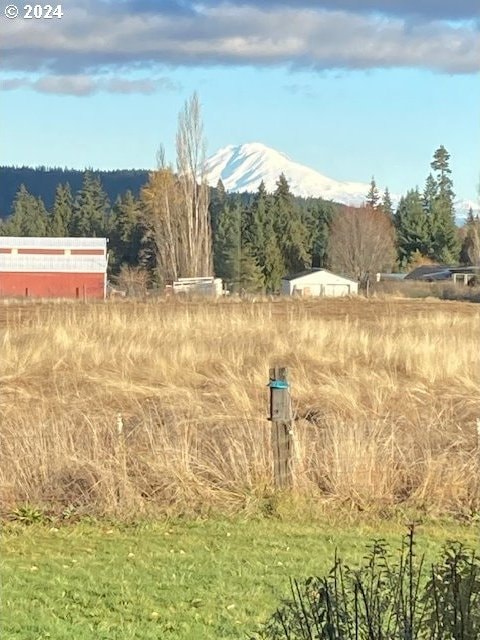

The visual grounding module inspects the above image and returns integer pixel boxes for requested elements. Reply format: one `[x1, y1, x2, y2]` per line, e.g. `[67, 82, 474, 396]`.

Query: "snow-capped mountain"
[204, 142, 478, 222]
[204, 142, 374, 207]
[457, 199, 480, 220]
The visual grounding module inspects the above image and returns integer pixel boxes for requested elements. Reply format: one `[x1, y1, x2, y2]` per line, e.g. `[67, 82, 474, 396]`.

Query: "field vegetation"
[2, 519, 479, 640]
[0, 296, 479, 519]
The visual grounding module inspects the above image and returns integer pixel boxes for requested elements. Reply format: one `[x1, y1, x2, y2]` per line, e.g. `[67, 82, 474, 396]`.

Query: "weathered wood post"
[115, 412, 128, 505]
[268, 366, 295, 488]
[476, 418, 480, 457]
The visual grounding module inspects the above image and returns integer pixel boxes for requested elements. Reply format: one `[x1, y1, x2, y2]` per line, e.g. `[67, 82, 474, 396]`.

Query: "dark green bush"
[256, 527, 480, 640]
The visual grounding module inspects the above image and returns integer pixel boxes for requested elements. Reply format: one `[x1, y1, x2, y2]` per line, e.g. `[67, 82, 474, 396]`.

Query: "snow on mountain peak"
[204, 142, 370, 206]
[203, 142, 476, 222]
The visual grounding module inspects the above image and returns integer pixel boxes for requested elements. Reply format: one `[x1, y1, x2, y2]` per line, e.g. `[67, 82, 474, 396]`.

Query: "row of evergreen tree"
[364, 145, 479, 269]
[394, 146, 461, 266]
[211, 176, 335, 292]
[0, 169, 335, 290]
[0, 145, 478, 292]
[0, 174, 143, 273]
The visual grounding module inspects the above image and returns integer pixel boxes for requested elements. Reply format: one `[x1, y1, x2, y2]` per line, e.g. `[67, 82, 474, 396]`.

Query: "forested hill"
[0, 165, 338, 219]
[0, 166, 150, 217]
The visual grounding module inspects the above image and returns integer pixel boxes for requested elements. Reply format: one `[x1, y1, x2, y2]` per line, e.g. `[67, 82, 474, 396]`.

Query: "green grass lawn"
[2, 517, 478, 639]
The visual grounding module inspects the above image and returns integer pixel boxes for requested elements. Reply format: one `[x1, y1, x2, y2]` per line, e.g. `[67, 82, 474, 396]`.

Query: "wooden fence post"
[268, 366, 295, 489]
[115, 412, 127, 505]
[476, 418, 480, 457]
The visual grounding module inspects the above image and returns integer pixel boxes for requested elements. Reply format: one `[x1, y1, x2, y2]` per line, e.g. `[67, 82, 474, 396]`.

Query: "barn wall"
[0, 272, 105, 299]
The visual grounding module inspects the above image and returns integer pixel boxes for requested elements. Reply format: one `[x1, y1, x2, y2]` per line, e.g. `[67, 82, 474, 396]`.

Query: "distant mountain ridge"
[204, 142, 477, 222]
[204, 142, 372, 207]
[1, 148, 476, 222]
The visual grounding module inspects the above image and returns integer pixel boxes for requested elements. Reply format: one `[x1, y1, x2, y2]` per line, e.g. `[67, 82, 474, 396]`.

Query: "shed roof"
[282, 268, 325, 281]
[404, 264, 445, 280]
[405, 264, 480, 280]
[282, 268, 357, 285]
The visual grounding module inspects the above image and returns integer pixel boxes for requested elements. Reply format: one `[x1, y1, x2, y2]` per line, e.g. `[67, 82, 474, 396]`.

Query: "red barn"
[0, 237, 108, 299]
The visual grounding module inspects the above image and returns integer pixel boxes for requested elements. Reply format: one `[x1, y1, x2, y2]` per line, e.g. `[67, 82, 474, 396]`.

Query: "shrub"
[256, 527, 480, 639]
[113, 265, 149, 297]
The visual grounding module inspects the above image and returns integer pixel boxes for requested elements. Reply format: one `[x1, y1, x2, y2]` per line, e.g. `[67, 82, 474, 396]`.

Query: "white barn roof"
[0, 236, 107, 273]
[0, 255, 107, 273]
[0, 237, 106, 250]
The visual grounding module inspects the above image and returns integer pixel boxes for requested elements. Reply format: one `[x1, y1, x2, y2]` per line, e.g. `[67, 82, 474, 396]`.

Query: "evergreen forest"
[1, 144, 478, 293]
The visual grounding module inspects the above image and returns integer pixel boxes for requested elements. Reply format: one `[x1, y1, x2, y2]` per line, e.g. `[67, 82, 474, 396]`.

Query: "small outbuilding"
[169, 276, 224, 297]
[0, 236, 108, 299]
[281, 268, 358, 297]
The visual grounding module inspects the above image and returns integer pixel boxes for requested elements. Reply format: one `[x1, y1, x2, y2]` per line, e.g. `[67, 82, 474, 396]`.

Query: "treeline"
[0, 166, 148, 216]
[393, 145, 477, 267]
[1, 123, 478, 292]
[0, 167, 338, 291]
[0, 174, 143, 274]
[211, 176, 334, 292]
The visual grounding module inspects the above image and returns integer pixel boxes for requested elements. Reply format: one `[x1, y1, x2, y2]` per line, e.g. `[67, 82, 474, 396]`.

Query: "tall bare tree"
[141, 93, 213, 284]
[176, 92, 212, 277]
[328, 206, 396, 283]
[141, 151, 183, 283]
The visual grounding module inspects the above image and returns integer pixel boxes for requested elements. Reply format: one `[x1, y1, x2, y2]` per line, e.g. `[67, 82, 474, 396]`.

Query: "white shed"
[170, 276, 224, 297]
[281, 269, 358, 297]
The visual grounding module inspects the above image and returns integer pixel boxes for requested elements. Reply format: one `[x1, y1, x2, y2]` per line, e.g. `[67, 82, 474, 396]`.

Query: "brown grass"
[1, 296, 479, 518]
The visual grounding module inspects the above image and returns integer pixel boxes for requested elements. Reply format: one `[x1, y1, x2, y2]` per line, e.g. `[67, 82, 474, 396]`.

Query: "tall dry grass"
[1, 297, 479, 518]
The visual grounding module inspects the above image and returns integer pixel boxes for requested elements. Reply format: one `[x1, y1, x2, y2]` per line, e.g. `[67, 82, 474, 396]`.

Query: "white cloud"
[0, 74, 180, 96]
[0, 1, 478, 94]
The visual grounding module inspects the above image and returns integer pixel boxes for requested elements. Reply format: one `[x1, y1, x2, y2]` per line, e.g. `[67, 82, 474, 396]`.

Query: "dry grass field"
[1, 296, 479, 519]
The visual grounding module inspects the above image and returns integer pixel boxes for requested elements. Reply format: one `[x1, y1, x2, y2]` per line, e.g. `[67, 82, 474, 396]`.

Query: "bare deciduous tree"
[328, 206, 396, 283]
[141, 92, 213, 284]
[114, 265, 149, 297]
[141, 155, 183, 283]
[176, 92, 212, 277]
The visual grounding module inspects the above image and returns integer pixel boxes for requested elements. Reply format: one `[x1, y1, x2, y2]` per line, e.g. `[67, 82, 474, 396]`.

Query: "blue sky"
[1, 0, 479, 205]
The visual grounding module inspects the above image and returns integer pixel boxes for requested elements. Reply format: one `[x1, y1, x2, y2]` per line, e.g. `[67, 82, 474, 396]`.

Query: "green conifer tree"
[109, 190, 143, 271]
[50, 183, 73, 236]
[394, 188, 429, 267]
[366, 176, 381, 210]
[273, 174, 309, 274]
[239, 246, 265, 293]
[72, 172, 110, 237]
[262, 212, 284, 293]
[382, 187, 394, 219]
[243, 181, 267, 263]
[422, 174, 437, 215]
[6, 185, 48, 236]
[429, 146, 459, 263]
[213, 201, 242, 291]
[209, 179, 227, 236]
[460, 208, 480, 266]
[304, 200, 334, 268]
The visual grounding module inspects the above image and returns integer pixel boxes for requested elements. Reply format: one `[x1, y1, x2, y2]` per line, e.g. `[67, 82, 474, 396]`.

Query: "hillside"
[0, 167, 149, 217]
[0, 164, 337, 219]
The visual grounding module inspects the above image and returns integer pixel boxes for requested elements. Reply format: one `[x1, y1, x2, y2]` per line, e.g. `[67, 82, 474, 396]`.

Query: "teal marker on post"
[267, 379, 289, 389]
